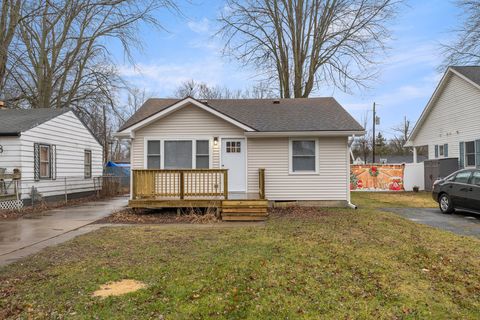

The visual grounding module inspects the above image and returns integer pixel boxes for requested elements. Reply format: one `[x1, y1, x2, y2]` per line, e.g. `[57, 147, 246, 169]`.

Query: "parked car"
[432, 169, 480, 214]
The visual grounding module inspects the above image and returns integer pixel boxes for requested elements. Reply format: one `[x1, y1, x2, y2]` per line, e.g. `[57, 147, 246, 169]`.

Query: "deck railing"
[132, 169, 228, 200]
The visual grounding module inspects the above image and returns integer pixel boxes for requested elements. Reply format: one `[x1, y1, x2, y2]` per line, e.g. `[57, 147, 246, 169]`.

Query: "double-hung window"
[147, 140, 161, 169]
[39, 145, 51, 178]
[196, 140, 210, 168]
[465, 141, 476, 167]
[291, 140, 317, 173]
[84, 150, 92, 178]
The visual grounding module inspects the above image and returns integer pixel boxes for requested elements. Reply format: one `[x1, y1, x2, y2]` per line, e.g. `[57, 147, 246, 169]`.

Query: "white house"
[116, 97, 364, 214]
[0, 108, 103, 207]
[406, 66, 480, 169]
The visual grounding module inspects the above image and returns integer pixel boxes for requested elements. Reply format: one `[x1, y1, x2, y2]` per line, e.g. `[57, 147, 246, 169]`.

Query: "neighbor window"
[439, 145, 444, 157]
[465, 141, 476, 167]
[39, 145, 51, 178]
[164, 140, 193, 169]
[147, 140, 161, 169]
[84, 150, 92, 178]
[291, 140, 316, 172]
[196, 140, 209, 169]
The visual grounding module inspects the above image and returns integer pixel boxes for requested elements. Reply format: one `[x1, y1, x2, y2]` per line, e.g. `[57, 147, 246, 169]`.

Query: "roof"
[406, 66, 480, 146]
[119, 97, 364, 133]
[0, 108, 72, 136]
[450, 66, 480, 87]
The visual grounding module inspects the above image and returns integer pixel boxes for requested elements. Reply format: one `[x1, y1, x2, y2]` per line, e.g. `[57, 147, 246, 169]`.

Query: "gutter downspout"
[347, 135, 358, 210]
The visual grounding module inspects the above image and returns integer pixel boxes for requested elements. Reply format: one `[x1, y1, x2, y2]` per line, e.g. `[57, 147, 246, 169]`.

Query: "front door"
[221, 138, 246, 192]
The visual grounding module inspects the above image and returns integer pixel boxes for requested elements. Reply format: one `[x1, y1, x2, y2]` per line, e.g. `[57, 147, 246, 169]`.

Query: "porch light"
[213, 137, 219, 146]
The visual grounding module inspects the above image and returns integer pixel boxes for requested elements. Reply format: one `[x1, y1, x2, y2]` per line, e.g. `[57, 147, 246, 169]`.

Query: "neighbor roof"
[450, 66, 480, 87]
[0, 108, 72, 136]
[119, 97, 364, 132]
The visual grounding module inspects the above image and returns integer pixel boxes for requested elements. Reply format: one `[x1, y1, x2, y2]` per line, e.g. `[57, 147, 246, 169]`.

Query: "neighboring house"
[0, 108, 103, 206]
[406, 66, 480, 169]
[116, 97, 364, 209]
[378, 155, 428, 164]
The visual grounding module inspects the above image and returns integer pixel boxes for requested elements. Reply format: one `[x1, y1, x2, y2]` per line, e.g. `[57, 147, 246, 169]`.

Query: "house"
[0, 108, 103, 208]
[405, 66, 480, 169]
[116, 97, 364, 218]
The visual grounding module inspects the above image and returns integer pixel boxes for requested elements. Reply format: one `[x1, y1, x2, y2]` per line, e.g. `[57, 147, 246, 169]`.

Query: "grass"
[1, 193, 479, 319]
[352, 191, 437, 209]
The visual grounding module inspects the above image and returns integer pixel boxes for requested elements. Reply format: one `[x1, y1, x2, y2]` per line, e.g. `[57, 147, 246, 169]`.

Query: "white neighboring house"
[405, 66, 480, 169]
[0, 108, 103, 205]
[116, 97, 365, 207]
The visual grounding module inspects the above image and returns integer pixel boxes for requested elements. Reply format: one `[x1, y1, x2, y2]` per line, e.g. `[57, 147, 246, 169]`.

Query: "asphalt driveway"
[0, 196, 128, 266]
[385, 207, 480, 238]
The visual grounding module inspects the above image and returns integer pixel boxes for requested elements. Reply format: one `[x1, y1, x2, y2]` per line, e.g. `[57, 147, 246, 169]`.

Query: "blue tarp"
[105, 161, 130, 168]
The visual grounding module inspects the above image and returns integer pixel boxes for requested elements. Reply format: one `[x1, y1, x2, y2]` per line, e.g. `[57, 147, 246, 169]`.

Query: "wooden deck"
[130, 169, 268, 221]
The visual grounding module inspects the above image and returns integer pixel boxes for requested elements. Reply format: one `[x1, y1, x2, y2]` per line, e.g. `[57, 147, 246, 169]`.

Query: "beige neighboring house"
[406, 66, 480, 169]
[117, 97, 364, 214]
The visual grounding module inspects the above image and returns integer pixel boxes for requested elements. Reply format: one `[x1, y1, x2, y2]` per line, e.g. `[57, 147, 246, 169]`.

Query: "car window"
[454, 171, 472, 184]
[471, 171, 480, 186]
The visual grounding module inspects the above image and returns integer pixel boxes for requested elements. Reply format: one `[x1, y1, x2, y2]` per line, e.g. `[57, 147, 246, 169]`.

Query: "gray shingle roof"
[119, 97, 364, 132]
[0, 108, 72, 135]
[451, 66, 480, 87]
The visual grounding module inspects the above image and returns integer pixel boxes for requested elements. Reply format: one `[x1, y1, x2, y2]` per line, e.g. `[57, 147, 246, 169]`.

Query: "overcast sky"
[110, 0, 463, 138]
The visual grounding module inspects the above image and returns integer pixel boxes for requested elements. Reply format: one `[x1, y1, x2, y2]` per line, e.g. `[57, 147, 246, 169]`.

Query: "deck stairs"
[221, 200, 269, 221]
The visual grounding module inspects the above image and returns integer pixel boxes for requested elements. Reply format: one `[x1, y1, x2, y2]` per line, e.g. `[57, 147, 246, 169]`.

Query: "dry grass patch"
[92, 279, 146, 298]
[352, 191, 436, 209]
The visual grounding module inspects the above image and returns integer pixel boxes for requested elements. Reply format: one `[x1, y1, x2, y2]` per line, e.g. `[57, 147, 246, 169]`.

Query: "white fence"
[403, 162, 425, 191]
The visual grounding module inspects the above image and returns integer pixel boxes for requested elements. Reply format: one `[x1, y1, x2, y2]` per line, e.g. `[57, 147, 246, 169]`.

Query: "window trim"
[465, 141, 476, 168]
[289, 138, 319, 175]
[39, 144, 51, 179]
[144, 137, 212, 169]
[84, 150, 92, 179]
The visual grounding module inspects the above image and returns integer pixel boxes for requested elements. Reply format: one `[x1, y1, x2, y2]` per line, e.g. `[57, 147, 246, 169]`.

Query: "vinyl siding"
[412, 73, 480, 160]
[247, 137, 349, 201]
[131, 103, 244, 169]
[0, 136, 21, 172]
[18, 111, 103, 199]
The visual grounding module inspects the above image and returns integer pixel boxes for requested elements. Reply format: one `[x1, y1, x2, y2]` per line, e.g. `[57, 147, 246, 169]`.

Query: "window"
[454, 171, 472, 184]
[84, 150, 92, 178]
[147, 140, 161, 169]
[291, 140, 316, 173]
[226, 141, 241, 153]
[471, 171, 480, 186]
[164, 140, 192, 169]
[39, 145, 51, 178]
[465, 141, 476, 167]
[439, 145, 444, 157]
[196, 140, 209, 169]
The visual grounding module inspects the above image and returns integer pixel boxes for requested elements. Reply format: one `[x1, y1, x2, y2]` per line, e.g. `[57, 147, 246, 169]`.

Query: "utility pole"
[372, 102, 376, 164]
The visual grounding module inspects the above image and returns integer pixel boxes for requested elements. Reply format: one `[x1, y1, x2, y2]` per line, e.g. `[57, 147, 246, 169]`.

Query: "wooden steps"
[221, 200, 269, 221]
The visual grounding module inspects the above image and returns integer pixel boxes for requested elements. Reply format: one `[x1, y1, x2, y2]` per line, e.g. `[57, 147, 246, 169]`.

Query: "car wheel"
[439, 193, 454, 214]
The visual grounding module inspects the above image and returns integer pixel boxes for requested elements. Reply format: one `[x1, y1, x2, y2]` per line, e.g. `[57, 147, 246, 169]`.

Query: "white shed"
[0, 108, 103, 207]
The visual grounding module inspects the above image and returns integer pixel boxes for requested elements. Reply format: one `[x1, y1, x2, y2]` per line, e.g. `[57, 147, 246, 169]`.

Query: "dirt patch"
[92, 279, 146, 298]
[96, 208, 220, 224]
[269, 206, 333, 219]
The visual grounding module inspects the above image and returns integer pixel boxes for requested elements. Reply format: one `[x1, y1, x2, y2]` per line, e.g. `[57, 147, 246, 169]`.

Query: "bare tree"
[0, 0, 21, 94]
[389, 116, 410, 155]
[440, 0, 480, 68]
[352, 111, 372, 162]
[173, 79, 276, 99]
[218, 0, 401, 98]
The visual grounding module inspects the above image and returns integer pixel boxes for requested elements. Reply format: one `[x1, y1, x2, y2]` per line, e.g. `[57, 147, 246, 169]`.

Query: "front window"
[454, 171, 471, 184]
[164, 140, 193, 169]
[196, 140, 210, 168]
[465, 141, 476, 167]
[291, 140, 316, 172]
[84, 150, 92, 178]
[147, 140, 161, 169]
[40, 145, 51, 178]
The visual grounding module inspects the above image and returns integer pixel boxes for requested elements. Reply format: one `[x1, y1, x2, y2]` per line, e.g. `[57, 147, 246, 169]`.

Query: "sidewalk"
[0, 196, 128, 267]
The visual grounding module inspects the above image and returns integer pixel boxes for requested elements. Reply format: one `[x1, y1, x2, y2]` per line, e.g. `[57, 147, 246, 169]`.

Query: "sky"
[110, 0, 464, 138]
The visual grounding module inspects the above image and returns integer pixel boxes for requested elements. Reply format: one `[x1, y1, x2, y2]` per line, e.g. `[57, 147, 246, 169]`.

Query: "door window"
[454, 171, 472, 184]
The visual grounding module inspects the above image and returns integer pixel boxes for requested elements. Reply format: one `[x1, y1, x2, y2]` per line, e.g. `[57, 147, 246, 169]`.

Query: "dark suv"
[432, 169, 480, 214]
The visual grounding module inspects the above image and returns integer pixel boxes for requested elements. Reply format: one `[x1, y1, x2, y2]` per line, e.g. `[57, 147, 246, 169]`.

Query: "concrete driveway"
[385, 207, 480, 239]
[0, 196, 128, 266]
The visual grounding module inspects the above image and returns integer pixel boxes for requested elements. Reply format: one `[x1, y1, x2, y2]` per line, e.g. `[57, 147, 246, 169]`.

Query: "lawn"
[1, 193, 479, 319]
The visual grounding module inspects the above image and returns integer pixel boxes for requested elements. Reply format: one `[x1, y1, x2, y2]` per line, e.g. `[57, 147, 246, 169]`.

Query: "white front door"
[221, 138, 246, 192]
